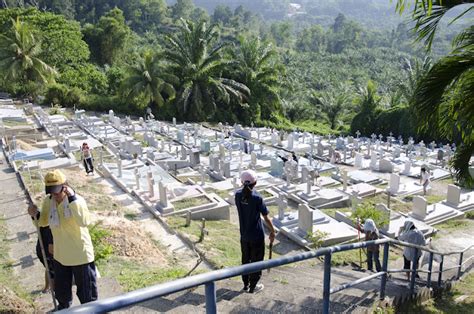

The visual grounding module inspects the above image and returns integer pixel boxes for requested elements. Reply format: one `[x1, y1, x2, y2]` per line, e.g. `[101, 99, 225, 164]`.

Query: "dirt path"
[0, 151, 209, 312]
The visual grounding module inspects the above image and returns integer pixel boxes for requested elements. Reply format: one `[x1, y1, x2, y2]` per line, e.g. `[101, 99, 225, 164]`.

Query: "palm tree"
[121, 50, 176, 114]
[230, 36, 283, 123]
[311, 86, 351, 130]
[165, 19, 249, 121]
[397, 0, 474, 186]
[0, 17, 57, 95]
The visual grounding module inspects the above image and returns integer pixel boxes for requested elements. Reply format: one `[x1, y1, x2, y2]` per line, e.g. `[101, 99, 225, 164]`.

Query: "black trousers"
[240, 239, 265, 289]
[54, 260, 98, 309]
[367, 250, 382, 272]
[83, 158, 94, 173]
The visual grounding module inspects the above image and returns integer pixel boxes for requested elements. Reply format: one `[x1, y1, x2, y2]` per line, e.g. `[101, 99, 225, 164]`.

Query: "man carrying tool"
[27, 169, 98, 309]
[235, 170, 276, 294]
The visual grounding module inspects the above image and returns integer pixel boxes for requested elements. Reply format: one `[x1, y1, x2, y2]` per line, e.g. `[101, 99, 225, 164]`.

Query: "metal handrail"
[60, 238, 474, 314]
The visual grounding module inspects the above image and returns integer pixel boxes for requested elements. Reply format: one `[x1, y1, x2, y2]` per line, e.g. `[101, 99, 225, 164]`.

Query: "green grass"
[172, 195, 211, 211]
[398, 273, 474, 313]
[330, 241, 401, 267]
[167, 216, 242, 268]
[0, 217, 33, 310]
[426, 194, 445, 205]
[435, 219, 470, 231]
[99, 256, 189, 291]
[320, 208, 340, 219]
[466, 211, 474, 220]
[258, 190, 273, 198]
[210, 189, 231, 200]
[3, 120, 29, 127]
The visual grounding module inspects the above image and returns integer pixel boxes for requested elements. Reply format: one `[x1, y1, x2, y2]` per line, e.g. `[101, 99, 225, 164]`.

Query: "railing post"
[205, 282, 217, 314]
[427, 252, 434, 288]
[457, 252, 464, 279]
[322, 252, 332, 314]
[438, 255, 444, 288]
[380, 243, 390, 300]
[410, 248, 418, 295]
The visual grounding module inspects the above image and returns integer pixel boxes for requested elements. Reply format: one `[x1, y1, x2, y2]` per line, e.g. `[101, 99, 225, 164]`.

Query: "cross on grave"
[117, 157, 122, 177]
[356, 130, 361, 138]
[147, 171, 155, 198]
[371, 133, 377, 142]
[134, 167, 140, 190]
[159, 181, 168, 207]
[278, 193, 287, 220]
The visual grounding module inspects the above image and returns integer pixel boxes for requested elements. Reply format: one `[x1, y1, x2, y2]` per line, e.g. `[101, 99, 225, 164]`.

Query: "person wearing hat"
[358, 219, 382, 272]
[80, 142, 94, 175]
[27, 169, 97, 309]
[235, 170, 276, 294]
[398, 220, 426, 281]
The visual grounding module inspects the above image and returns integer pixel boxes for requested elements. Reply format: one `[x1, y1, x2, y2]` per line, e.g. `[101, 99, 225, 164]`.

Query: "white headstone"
[370, 151, 377, 170]
[350, 192, 362, 211]
[446, 184, 461, 206]
[278, 193, 287, 220]
[159, 181, 168, 207]
[287, 134, 294, 150]
[389, 173, 400, 195]
[403, 160, 411, 174]
[342, 169, 348, 191]
[412, 196, 428, 219]
[354, 153, 363, 169]
[117, 157, 122, 177]
[250, 152, 257, 168]
[298, 204, 313, 235]
[375, 203, 391, 229]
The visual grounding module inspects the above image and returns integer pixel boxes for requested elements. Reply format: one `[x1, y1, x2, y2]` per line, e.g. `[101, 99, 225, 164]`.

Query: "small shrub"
[88, 222, 113, 262]
[351, 202, 389, 229]
[306, 230, 329, 248]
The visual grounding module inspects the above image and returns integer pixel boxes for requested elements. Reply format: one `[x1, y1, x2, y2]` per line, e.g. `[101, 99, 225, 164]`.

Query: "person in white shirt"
[420, 167, 430, 195]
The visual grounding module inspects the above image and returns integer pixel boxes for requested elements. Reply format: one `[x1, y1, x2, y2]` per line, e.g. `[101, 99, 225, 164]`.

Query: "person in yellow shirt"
[28, 169, 97, 310]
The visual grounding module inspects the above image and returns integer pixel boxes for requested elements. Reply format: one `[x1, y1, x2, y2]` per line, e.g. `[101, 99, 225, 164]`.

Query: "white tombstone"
[287, 134, 294, 150]
[200, 166, 206, 186]
[403, 160, 411, 174]
[412, 196, 428, 219]
[354, 152, 363, 169]
[219, 144, 225, 160]
[250, 152, 257, 168]
[109, 110, 114, 120]
[278, 193, 287, 220]
[64, 137, 71, 153]
[298, 204, 313, 235]
[306, 173, 313, 195]
[223, 161, 231, 178]
[370, 151, 378, 170]
[159, 181, 168, 207]
[379, 159, 393, 173]
[342, 169, 348, 191]
[301, 166, 309, 183]
[147, 171, 154, 198]
[271, 132, 278, 146]
[172, 117, 176, 126]
[350, 192, 362, 211]
[180, 145, 187, 160]
[134, 167, 140, 190]
[446, 184, 461, 206]
[375, 203, 391, 229]
[117, 157, 122, 177]
[389, 173, 400, 195]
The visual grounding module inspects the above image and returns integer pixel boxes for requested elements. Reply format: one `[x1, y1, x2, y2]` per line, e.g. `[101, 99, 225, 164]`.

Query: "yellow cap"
[44, 169, 66, 194]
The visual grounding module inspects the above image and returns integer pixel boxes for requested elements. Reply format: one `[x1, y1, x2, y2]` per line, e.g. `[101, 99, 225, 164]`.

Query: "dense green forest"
[0, 1, 470, 134]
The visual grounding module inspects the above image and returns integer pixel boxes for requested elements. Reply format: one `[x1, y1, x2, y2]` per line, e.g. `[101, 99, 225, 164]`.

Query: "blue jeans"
[54, 260, 98, 309]
[367, 250, 382, 272]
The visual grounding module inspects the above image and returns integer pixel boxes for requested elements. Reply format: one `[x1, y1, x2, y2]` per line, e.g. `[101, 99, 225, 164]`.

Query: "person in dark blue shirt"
[235, 170, 276, 293]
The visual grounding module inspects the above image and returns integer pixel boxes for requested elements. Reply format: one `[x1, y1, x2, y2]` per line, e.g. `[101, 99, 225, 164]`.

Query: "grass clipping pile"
[103, 220, 167, 266]
[0, 285, 33, 313]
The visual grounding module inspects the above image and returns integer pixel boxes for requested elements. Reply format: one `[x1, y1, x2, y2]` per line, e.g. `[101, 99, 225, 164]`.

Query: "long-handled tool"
[356, 217, 364, 271]
[28, 204, 57, 310]
[267, 242, 273, 273]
